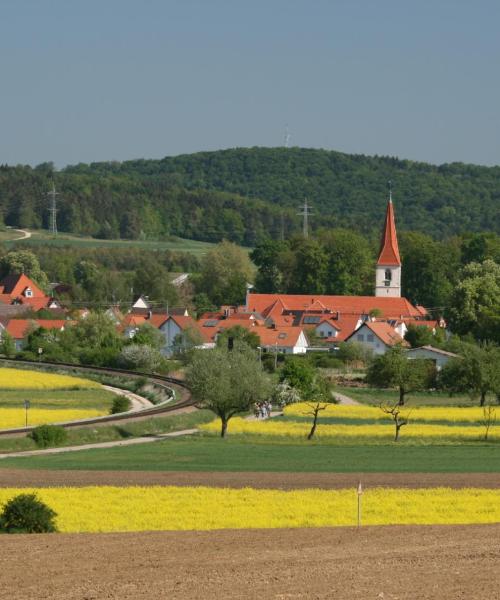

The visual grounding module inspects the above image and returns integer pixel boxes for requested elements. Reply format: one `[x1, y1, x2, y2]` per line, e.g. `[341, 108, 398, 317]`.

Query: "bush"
[110, 395, 132, 414]
[0, 493, 57, 533]
[30, 424, 67, 448]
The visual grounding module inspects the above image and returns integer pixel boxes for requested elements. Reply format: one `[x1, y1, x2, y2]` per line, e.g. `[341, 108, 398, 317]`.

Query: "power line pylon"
[297, 198, 312, 238]
[47, 183, 59, 237]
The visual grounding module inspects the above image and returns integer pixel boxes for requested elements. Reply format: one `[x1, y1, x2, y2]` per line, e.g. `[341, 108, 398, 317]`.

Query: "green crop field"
[2, 436, 499, 472]
[0, 388, 116, 411]
[3, 229, 219, 255]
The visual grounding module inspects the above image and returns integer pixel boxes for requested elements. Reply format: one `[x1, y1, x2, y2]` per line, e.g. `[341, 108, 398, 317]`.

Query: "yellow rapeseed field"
[0, 408, 106, 429]
[0, 368, 100, 390]
[284, 402, 493, 424]
[200, 417, 498, 442]
[0, 486, 498, 532]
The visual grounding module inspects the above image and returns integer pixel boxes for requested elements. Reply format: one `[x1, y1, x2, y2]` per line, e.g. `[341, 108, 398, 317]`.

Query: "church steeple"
[375, 184, 401, 297]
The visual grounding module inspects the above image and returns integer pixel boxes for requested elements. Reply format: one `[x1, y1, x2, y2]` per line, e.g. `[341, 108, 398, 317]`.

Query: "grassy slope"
[2, 436, 499, 472]
[3, 229, 218, 255]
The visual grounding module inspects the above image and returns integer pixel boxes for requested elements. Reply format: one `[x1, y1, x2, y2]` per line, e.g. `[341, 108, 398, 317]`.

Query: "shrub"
[30, 424, 68, 448]
[110, 396, 132, 414]
[0, 493, 57, 533]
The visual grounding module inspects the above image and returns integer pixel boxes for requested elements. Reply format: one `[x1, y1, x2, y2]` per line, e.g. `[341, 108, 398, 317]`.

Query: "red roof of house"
[377, 200, 401, 266]
[5, 319, 68, 339]
[346, 321, 407, 347]
[247, 294, 421, 320]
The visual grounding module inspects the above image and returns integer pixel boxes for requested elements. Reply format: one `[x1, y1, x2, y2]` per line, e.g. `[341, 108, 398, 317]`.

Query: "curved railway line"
[0, 358, 194, 436]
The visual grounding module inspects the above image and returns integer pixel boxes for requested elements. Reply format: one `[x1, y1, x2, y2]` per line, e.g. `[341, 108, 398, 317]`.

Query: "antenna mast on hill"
[297, 198, 312, 238]
[47, 183, 59, 237]
[284, 125, 291, 148]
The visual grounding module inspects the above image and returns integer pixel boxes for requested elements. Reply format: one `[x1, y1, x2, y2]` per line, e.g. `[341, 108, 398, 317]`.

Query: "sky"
[1, 0, 500, 167]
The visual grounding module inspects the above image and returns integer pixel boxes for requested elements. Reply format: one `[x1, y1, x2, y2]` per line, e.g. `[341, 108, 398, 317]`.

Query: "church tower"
[375, 191, 401, 297]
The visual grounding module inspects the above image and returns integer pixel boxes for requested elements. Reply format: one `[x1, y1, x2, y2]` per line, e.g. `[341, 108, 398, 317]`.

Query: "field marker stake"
[357, 481, 363, 528]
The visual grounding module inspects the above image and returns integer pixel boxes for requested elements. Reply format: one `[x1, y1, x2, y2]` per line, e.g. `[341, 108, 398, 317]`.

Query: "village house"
[0, 273, 61, 311]
[406, 345, 459, 370]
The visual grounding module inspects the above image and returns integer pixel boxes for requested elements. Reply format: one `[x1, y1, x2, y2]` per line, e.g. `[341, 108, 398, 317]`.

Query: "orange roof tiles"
[377, 200, 401, 266]
[347, 321, 407, 347]
[5, 319, 68, 339]
[247, 294, 422, 319]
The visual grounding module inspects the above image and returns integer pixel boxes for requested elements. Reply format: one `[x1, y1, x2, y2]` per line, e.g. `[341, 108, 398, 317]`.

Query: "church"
[241, 195, 443, 352]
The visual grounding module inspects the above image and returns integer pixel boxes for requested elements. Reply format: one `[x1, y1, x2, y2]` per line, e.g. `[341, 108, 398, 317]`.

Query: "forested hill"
[1, 147, 500, 244]
[64, 147, 500, 237]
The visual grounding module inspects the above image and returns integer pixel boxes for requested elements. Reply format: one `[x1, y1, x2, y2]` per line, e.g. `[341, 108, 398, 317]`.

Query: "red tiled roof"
[247, 294, 422, 319]
[377, 200, 401, 266]
[347, 321, 407, 347]
[5, 319, 67, 339]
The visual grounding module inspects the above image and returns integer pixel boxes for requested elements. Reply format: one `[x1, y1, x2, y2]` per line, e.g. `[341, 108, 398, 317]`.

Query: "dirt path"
[334, 390, 361, 405]
[0, 469, 499, 489]
[0, 429, 198, 459]
[11, 228, 32, 240]
[0, 524, 498, 599]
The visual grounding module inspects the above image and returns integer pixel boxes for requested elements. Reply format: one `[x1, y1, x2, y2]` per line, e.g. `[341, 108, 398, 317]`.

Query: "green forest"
[1, 147, 499, 244]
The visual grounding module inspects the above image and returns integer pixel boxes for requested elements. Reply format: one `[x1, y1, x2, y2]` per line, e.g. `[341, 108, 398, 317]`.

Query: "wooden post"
[357, 481, 363, 528]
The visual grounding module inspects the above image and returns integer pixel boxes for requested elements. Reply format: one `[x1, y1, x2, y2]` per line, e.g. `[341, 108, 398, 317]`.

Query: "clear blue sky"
[2, 0, 499, 167]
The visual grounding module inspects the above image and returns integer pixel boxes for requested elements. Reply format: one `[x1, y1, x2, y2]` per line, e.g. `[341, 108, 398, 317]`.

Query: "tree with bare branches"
[480, 404, 497, 441]
[380, 402, 412, 442]
[304, 402, 329, 440]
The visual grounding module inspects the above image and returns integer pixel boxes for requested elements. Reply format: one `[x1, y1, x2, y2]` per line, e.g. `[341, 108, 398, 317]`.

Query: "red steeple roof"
[377, 199, 401, 266]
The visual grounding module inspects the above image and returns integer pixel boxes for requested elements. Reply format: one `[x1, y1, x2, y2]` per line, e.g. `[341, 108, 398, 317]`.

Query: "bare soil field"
[0, 524, 498, 599]
[1, 468, 499, 489]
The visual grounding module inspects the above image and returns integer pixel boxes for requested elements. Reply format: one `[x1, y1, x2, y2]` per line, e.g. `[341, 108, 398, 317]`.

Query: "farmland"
[2, 228, 218, 255]
[0, 368, 115, 430]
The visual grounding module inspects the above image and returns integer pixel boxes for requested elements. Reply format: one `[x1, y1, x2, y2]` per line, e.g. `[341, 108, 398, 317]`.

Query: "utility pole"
[297, 198, 312, 238]
[47, 183, 59, 237]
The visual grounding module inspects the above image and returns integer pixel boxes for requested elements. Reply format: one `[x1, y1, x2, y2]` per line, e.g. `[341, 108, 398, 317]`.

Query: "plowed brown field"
[1, 468, 499, 488]
[0, 525, 499, 599]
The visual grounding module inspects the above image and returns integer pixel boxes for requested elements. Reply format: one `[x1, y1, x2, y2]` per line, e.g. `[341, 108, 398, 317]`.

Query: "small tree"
[216, 325, 260, 350]
[186, 344, 270, 437]
[0, 332, 16, 358]
[30, 424, 67, 449]
[304, 402, 328, 440]
[380, 402, 412, 442]
[272, 379, 301, 408]
[366, 346, 434, 405]
[439, 342, 500, 406]
[118, 344, 164, 372]
[480, 404, 497, 441]
[279, 357, 316, 399]
[0, 493, 57, 533]
[404, 324, 434, 348]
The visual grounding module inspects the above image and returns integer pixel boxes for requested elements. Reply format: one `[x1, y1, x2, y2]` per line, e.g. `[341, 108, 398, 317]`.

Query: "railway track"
[0, 358, 194, 436]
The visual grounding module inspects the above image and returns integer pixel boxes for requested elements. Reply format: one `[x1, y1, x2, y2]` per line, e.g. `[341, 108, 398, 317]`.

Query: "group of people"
[253, 400, 273, 419]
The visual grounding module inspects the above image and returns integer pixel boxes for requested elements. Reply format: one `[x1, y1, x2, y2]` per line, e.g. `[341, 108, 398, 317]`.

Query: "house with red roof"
[241, 196, 440, 349]
[0, 273, 60, 311]
[4, 318, 69, 351]
[345, 320, 408, 355]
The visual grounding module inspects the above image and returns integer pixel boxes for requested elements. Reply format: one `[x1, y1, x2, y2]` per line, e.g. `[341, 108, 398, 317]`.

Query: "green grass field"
[0, 388, 116, 411]
[2, 229, 219, 255]
[336, 386, 484, 407]
[2, 436, 499, 472]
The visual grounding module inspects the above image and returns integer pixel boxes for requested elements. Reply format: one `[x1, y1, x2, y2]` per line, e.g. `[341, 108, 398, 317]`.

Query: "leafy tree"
[0, 493, 57, 533]
[336, 341, 373, 367]
[439, 343, 500, 406]
[318, 228, 374, 295]
[447, 260, 500, 342]
[366, 346, 434, 405]
[289, 238, 328, 294]
[118, 344, 164, 372]
[196, 241, 254, 306]
[0, 250, 49, 289]
[404, 324, 435, 348]
[216, 325, 260, 350]
[272, 379, 301, 407]
[250, 240, 288, 293]
[0, 332, 16, 358]
[186, 344, 269, 437]
[279, 357, 316, 399]
[132, 323, 165, 350]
